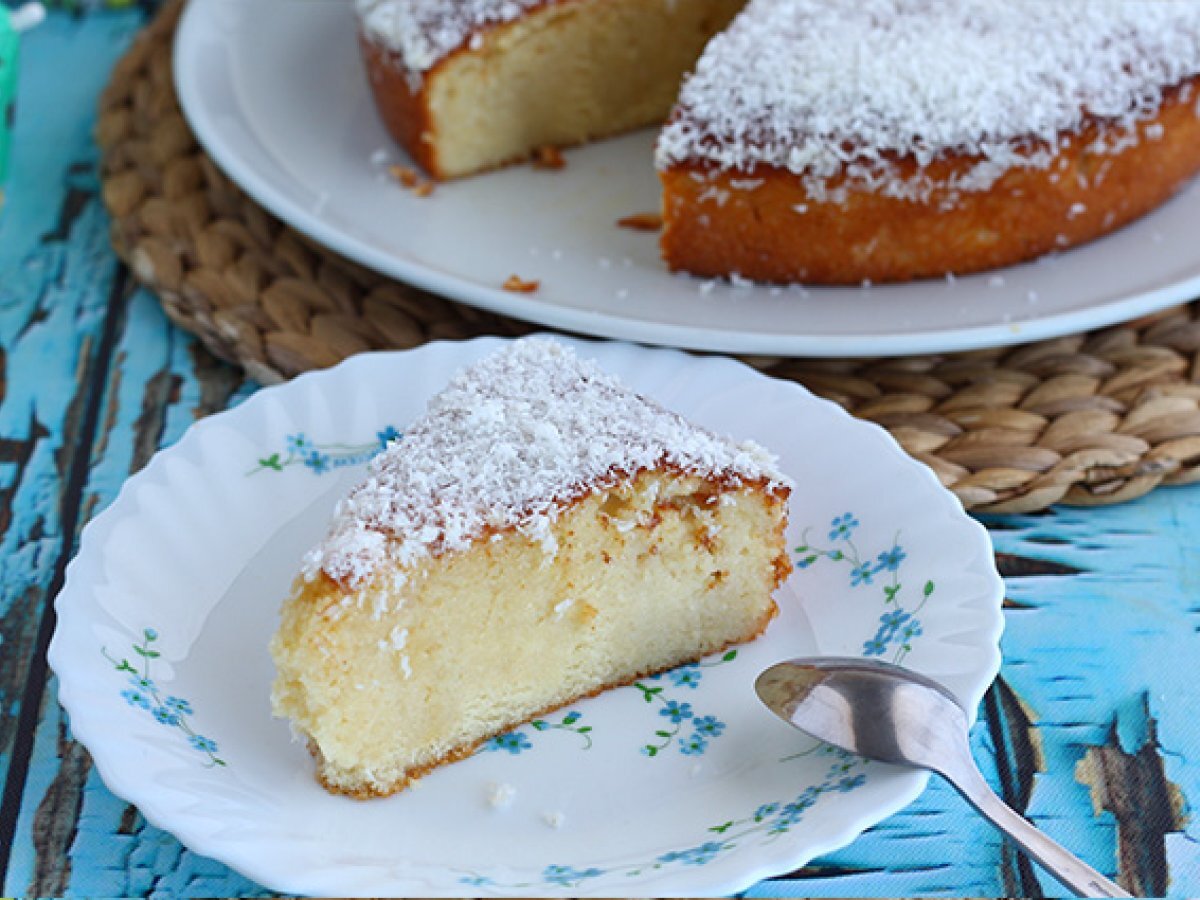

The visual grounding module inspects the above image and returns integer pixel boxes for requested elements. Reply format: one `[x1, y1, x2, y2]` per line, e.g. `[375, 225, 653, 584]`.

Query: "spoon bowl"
[755, 657, 968, 775]
[755, 657, 1132, 899]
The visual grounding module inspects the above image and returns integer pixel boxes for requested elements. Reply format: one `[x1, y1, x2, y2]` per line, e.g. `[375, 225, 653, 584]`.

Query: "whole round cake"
[355, 0, 1200, 284]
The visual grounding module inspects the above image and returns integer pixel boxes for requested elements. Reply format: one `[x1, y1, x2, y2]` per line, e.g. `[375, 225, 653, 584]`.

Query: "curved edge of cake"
[658, 76, 1200, 284]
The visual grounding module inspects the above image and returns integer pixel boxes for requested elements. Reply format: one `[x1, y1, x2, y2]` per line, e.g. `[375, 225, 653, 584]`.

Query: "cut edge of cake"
[357, 0, 745, 179]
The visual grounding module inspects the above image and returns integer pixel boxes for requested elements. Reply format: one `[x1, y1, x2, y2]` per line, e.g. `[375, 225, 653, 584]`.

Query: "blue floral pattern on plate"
[104, 628, 225, 767]
[247, 427, 401, 476]
[480, 653, 737, 760]
[795, 513, 934, 665]
[483, 712, 593, 753]
[634, 653, 735, 757]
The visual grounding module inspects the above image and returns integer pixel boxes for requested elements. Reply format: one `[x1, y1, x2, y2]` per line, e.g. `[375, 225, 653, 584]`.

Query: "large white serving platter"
[174, 0, 1200, 358]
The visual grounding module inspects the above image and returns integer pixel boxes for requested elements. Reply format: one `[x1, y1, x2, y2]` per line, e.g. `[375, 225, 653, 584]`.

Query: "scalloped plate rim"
[50, 335, 1004, 896]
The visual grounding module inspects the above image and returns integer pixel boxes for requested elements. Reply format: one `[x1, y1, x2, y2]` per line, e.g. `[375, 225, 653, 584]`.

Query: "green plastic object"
[44, 0, 133, 7]
[0, 6, 17, 196]
[0, 3, 44, 203]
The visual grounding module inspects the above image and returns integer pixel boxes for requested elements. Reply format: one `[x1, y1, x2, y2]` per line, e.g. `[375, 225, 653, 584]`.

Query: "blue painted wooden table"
[1, 6, 1198, 897]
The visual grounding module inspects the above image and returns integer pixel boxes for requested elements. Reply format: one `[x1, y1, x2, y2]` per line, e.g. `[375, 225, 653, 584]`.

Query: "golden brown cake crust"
[314, 463, 787, 593]
[659, 76, 1200, 284]
[359, 34, 443, 177]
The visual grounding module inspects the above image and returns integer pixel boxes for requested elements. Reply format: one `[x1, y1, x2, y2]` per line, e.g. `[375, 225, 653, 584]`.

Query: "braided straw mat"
[98, 0, 1200, 515]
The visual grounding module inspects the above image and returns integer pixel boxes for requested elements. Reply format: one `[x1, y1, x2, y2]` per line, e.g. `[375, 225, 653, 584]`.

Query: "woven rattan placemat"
[97, 0, 1200, 514]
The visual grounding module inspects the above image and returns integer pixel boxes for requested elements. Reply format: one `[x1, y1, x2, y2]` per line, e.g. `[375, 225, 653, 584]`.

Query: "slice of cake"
[270, 338, 792, 797]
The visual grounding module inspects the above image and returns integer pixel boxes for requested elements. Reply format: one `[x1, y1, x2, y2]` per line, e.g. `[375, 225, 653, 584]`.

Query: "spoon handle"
[945, 762, 1132, 898]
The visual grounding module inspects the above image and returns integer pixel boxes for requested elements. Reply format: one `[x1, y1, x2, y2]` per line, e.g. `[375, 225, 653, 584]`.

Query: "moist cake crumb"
[616, 212, 664, 232]
[502, 275, 540, 293]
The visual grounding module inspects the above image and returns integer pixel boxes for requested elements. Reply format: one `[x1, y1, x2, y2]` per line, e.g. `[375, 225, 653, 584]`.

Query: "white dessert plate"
[172, 0, 1200, 358]
[50, 336, 1004, 897]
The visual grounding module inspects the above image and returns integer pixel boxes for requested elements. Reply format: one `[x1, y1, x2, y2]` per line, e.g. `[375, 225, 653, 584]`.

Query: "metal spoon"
[755, 657, 1132, 899]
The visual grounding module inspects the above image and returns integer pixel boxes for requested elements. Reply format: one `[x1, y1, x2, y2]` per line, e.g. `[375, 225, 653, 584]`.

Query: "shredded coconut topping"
[487, 782, 517, 809]
[356, 0, 549, 72]
[656, 0, 1200, 199]
[308, 338, 787, 589]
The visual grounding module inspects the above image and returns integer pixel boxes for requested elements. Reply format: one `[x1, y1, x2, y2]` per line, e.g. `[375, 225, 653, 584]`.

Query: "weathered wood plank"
[994, 552, 1084, 578]
[986, 500, 1200, 898]
[1076, 694, 1188, 896]
[0, 7, 144, 878]
[0, 8, 261, 896]
[980, 676, 1045, 897]
[3, 7, 1198, 898]
[5, 285, 262, 896]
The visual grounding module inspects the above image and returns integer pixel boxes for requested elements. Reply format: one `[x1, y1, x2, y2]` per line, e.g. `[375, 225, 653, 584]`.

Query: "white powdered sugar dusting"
[356, 0, 548, 72]
[656, 0, 1200, 200]
[307, 338, 788, 589]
